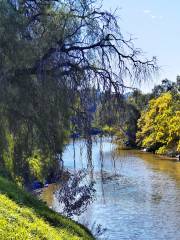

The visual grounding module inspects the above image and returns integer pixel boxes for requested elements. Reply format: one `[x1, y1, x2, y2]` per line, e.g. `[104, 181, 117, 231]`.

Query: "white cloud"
[151, 15, 156, 19]
[151, 15, 164, 20]
[143, 10, 151, 14]
[143, 10, 163, 20]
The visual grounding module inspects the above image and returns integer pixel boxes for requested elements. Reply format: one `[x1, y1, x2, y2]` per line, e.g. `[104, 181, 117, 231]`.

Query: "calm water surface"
[42, 138, 180, 240]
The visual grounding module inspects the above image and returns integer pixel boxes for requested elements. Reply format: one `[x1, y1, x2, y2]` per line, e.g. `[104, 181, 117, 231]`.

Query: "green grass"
[0, 176, 94, 240]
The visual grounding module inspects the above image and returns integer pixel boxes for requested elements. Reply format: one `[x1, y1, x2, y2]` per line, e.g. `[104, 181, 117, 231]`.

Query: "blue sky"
[102, 0, 180, 92]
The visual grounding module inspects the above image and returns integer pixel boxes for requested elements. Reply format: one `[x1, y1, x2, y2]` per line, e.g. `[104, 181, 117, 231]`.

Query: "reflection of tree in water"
[99, 136, 120, 202]
[99, 136, 104, 175]
[110, 135, 117, 176]
[79, 142, 84, 169]
[99, 136, 105, 203]
[86, 135, 93, 180]
[71, 134, 94, 177]
[71, 133, 122, 205]
[73, 138, 76, 170]
[56, 169, 96, 217]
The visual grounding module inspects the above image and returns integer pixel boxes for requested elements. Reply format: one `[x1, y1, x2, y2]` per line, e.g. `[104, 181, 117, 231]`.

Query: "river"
[42, 138, 180, 240]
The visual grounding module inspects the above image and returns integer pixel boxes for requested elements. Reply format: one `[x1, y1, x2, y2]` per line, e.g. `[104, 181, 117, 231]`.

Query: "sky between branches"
[103, 0, 180, 92]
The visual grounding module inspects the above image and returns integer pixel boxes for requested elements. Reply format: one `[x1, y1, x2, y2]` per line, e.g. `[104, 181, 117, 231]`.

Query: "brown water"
[42, 138, 180, 240]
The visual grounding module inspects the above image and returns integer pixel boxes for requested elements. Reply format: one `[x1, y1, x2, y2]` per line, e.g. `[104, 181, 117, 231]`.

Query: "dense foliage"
[136, 91, 180, 155]
[97, 78, 180, 155]
[95, 90, 149, 148]
[0, 0, 156, 184]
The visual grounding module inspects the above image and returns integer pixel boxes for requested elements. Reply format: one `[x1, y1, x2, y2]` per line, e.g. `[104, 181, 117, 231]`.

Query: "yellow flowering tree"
[136, 92, 180, 155]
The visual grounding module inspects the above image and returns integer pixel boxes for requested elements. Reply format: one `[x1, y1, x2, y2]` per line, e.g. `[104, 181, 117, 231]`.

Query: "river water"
[42, 138, 180, 240]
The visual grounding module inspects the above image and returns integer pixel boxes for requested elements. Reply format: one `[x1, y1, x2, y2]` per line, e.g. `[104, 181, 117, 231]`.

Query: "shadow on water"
[42, 138, 180, 240]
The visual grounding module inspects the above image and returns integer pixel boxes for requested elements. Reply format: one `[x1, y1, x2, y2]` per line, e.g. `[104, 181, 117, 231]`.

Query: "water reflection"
[86, 136, 94, 179]
[42, 138, 180, 240]
[99, 137, 105, 203]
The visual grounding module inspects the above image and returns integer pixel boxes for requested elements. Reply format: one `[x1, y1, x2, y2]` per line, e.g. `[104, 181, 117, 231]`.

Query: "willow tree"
[0, 0, 158, 184]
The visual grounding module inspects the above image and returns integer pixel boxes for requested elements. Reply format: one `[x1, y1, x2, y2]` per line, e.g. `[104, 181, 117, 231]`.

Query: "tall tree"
[0, 0, 158, 184]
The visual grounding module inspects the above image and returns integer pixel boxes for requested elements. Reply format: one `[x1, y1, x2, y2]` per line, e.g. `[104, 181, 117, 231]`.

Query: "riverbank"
[116, 144, 179, 161]
[137, 149, 180, 161]
[0, 176, 94, 240]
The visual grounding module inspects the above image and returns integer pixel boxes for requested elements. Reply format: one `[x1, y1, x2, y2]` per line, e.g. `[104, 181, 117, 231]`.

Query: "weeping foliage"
[0, 76, 71, 184]
[0, 0, 157, 184]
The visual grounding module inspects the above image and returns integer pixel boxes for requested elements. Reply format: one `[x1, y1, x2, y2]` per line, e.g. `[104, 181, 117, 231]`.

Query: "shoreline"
[116, 146, 179, 161]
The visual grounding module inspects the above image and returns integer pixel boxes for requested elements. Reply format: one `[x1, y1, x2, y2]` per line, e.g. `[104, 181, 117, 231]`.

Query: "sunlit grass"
[0, 176, 94, 240]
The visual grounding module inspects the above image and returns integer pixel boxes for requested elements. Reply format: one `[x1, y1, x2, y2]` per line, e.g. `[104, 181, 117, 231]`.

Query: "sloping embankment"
[0, 176, 94, 240]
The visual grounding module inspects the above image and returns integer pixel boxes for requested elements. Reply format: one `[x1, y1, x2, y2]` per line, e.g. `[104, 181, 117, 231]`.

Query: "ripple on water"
[44, 139, 180, 240]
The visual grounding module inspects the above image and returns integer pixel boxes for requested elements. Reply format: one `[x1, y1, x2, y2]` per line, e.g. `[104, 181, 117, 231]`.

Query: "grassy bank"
[0, 176, 94, 240]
